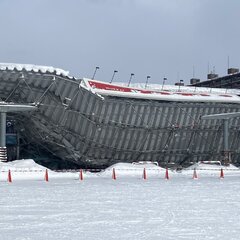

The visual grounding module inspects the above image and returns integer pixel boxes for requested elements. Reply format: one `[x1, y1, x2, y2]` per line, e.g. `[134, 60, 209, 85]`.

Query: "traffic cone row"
[191, 168, 225, 179]
[3, 167, 227, 183]
[143, 168, 170, 180]
[7, 169, 49, 183]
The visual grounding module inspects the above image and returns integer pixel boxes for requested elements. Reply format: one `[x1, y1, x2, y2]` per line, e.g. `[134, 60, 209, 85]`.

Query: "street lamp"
[178, 79, 184, 92]
[110, 70, 118, 84]
[145, 76, 151, 89]
[92, 66, 100, 80]
[128, 73, 134, 87]
[162, 77, 167, 90]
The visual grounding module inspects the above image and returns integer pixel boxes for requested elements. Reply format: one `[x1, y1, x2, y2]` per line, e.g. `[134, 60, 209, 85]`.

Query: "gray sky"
[0, 0, 239, 85]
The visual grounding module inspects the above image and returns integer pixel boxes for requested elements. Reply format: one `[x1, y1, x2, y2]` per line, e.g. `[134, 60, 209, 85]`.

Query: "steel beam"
[201, 112, 240, 165]
[0, 112, 6, 147]
[0, 103, 37, 162]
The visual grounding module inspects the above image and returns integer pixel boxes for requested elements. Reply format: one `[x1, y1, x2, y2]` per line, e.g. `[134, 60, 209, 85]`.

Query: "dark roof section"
[191, 72, 240, 89]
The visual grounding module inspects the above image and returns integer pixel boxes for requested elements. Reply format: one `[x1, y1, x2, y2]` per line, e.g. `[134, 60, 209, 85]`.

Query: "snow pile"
[0, 159, 47, 172]
[181, 162, 240, 177]
[0, 159, 50, 181]
[100, 162, 170, 178]
[0, 159, 80, 181]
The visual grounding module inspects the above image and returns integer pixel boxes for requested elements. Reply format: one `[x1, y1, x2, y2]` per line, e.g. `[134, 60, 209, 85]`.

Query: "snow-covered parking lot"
[1, 167, 240, 240]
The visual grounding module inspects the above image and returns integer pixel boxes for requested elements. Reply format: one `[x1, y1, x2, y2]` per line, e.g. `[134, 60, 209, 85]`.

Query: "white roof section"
[0, 63, 72, 78]
[116, 82, 240, 95]
[82, 78, 240, 104]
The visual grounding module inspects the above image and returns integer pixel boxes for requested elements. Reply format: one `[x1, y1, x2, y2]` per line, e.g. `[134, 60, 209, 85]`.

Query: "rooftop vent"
[228, 68, 239, 75]
[175, 81, 184, 86]
[190, 78, 200, 85]
[207, 73, 218, 80]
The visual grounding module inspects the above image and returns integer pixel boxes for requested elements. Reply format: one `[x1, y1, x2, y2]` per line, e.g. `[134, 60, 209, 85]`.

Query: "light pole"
[145, 76, 151, 89]
[92, 66, 100, 80]
[162, 77, 167, 90]
[110, 70, 118, 84]
[128, 73, 134, 87]
[178, 79, 184, 92]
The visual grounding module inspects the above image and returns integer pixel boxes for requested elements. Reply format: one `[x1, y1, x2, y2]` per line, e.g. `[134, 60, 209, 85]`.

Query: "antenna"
[208, 62, 210, 74]
[227, 55, 230, 69]
[193, 65, 195, 78]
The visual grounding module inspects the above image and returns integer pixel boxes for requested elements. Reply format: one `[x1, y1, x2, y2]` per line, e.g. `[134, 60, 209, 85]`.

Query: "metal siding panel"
[104, 101, 113, 124]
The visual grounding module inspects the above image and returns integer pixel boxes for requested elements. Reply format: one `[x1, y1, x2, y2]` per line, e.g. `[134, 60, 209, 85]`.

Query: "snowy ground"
[1, 160, 240, 240]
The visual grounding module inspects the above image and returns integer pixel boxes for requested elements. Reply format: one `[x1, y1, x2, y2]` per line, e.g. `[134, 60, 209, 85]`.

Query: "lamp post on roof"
[110, 70, 118, 84]
[128, 73, 134, 87]
[92, 66, 100, 80]
[178, 79, 184, 92]
[145, 76, 151, 89]
[162, 77, 167, 90]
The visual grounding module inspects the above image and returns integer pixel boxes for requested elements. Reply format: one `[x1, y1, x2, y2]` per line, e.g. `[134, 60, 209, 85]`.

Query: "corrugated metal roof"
[0, 63, 73, 79]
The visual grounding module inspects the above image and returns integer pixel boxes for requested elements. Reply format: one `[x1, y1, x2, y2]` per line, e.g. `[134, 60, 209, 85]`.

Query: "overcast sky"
[0, 0, 239, 85]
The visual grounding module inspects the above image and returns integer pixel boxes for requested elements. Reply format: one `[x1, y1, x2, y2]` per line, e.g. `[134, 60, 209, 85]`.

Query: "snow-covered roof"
[2, 63, 240, 103]
[82, 78, 240, 104]
[115, 82, 240, 95]
[0, 63, 73, 79]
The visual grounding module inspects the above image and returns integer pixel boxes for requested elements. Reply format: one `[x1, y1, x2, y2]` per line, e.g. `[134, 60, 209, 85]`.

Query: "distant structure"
[191, 67, 240, 89]
[190, 78, 200, 85]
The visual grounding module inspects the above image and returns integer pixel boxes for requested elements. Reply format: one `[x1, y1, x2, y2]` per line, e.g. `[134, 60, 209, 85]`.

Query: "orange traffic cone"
[8, 170, 12, 183]
[44, 169, 49, 182]
[165, 168, 169, 180]
[143, 168, 147, 180]
[80, 169, 84, 181]
[112, 168, 116, 180]
[220, 168, 224, 179]
[193, 168, 198, 179]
